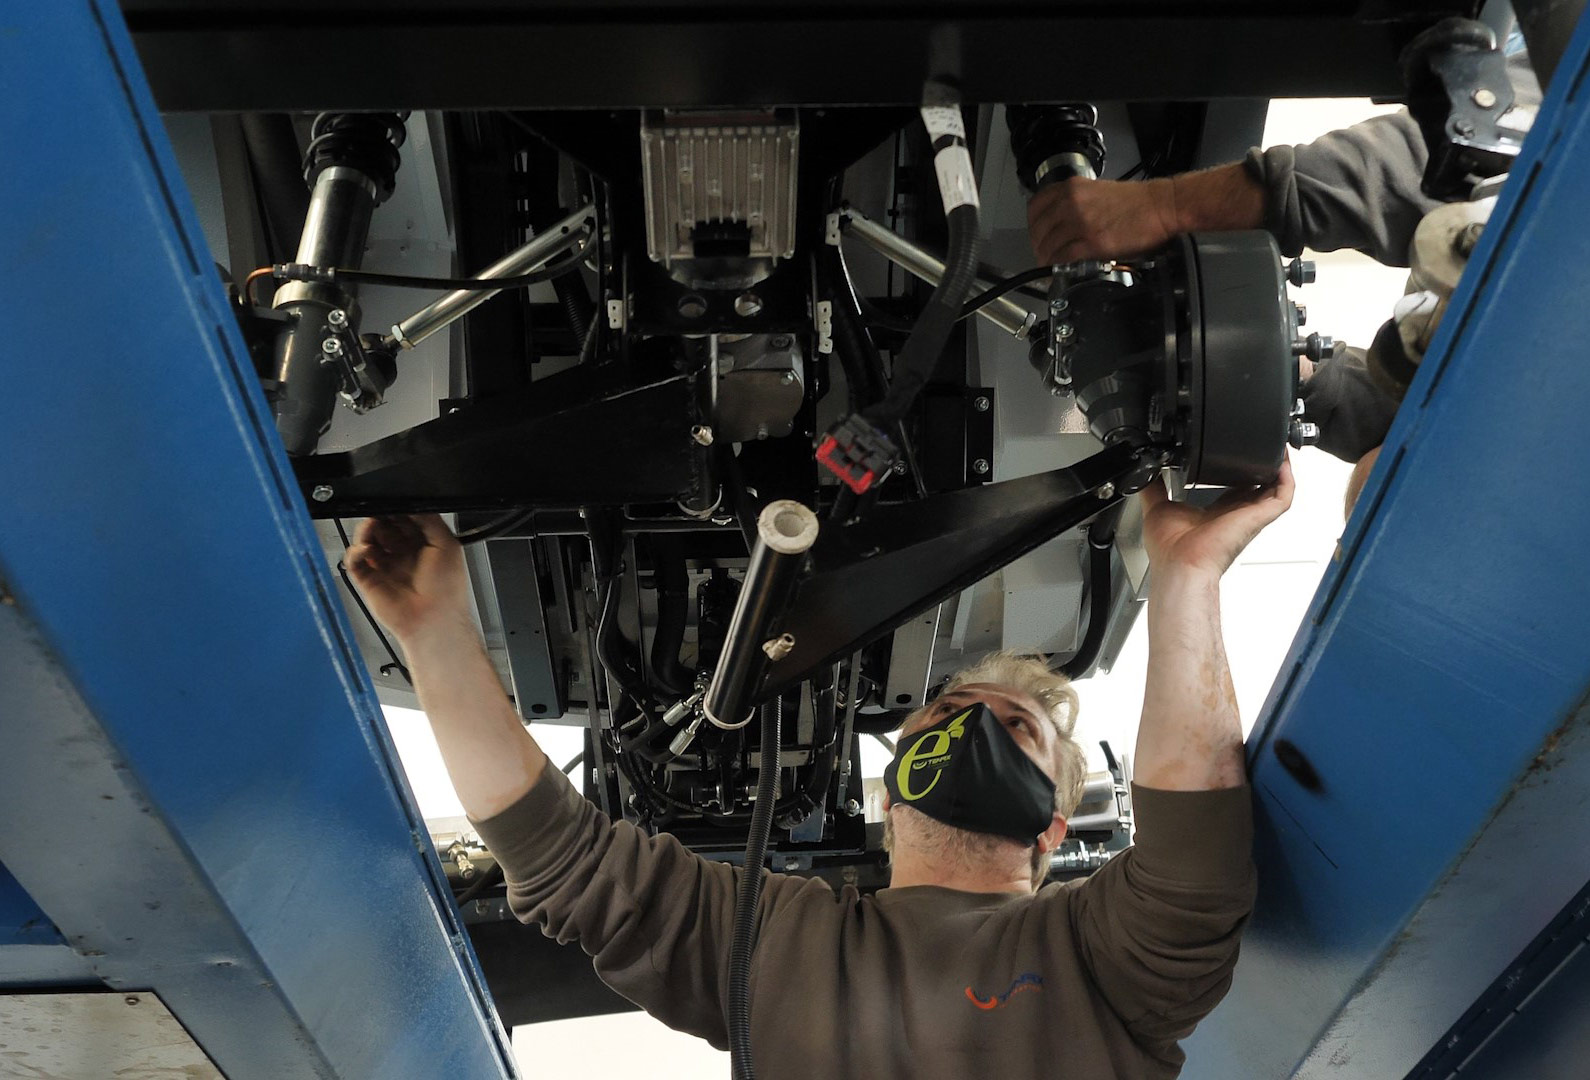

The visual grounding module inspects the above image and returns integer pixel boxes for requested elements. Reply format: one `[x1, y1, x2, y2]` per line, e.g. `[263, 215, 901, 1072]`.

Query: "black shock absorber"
[270, 112, 407, 455]
[1006, 103, 1107, 191]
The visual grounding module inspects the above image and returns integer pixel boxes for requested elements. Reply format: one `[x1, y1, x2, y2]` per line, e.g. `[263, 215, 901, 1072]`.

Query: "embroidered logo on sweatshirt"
[965, 972, 1044, 1010]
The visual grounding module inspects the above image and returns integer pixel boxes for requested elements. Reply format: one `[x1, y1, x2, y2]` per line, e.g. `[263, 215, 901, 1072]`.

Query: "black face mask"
[884, 703, 1057, 843]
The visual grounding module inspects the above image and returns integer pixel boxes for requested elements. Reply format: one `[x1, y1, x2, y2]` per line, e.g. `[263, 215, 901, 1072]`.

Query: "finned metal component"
[387, 204, 593, 351]
[640, 109, 799, 289]
[842, 208, 1036, 339]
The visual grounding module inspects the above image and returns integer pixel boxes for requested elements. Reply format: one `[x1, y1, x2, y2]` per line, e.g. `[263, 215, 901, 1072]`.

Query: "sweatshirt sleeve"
[1242, 111, 1437, 266]
[1066, 784, 1256, 1060]
[468, 766, 801, 1049]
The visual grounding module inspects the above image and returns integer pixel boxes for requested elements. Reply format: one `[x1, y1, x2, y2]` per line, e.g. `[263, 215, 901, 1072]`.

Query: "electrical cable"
[331, 519, 412, 685]
[958, 266, 1052, 322]
[454, 507, 536, 546]
[249, 228, 593, 306]
[455, 863, 503, 906]
[728, 696, 781, 1080]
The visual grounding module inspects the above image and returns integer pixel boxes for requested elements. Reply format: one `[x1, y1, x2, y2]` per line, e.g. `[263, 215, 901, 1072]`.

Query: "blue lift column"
[0, 4, 518, 1077]
[1182, 11, 1590, 1080]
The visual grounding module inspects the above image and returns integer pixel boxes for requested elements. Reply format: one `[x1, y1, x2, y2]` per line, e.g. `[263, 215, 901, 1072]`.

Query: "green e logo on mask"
[895, 707, 972, 801]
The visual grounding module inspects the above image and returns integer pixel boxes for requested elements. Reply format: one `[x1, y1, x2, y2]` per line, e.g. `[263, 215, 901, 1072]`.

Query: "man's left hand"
[1139, 456, 1295, 579]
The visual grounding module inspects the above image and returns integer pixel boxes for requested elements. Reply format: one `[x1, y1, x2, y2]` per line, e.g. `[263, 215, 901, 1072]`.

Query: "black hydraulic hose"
[865, 202, 980, 425]
[650, 538, 695, 697]
[860, 84, 983, 427]
[729, 697, 782, 1080]
[1059, 501, 1127, 680]
[958, 266, 1052, 322]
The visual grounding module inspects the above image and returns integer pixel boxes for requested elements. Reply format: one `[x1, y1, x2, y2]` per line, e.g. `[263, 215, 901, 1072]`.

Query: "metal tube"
[389, 204, 594, 349]
[843, 209, 1037, 339]
[702, 500, 820, 730]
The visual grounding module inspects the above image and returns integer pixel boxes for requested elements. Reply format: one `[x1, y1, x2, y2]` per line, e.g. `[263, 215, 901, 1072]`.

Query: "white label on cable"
[933, 145, 981, 213]
[920, 105, 966, 142]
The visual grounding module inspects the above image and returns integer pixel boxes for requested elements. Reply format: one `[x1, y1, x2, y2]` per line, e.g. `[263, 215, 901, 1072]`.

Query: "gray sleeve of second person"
[1243, 111, 1439, 266]
[468, 765, 809, 1049]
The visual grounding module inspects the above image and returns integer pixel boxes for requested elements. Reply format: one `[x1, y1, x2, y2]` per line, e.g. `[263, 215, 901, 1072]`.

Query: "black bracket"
[756, 440, 1147, 699]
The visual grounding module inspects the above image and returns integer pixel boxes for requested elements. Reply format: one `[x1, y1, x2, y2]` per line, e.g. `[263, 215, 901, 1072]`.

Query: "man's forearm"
[1168, 162, 1266, 235]
[400, 617, 549, 821]
[1134, 567, 1246, 790]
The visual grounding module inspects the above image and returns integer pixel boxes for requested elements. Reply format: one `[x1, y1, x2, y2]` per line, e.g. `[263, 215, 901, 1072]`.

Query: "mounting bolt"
[1286, 259, 1317, 286]
[891, 460, 908, 476]
[770, 335, 793, 349]
[1097, 482, 1116, 500]
[1454, 118, 1476, 137]
[691, 425, 714, 447]
[326, 308, 349, 330]
[972, 458, 991, 476]
[125, 995, 139, 1006]
[1472, 88, 1498, 110]
[1055, 323, 1075, 341]
[972, 396, 990, 412]
[311, 485, 334, 503]
[782, 856, 801, 872]
[780, 371, 797, 385]
[844, 798, 862, 817]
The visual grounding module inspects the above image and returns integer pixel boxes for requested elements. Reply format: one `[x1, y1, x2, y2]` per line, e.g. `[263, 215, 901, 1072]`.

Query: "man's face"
[897, 683, 1059, 786]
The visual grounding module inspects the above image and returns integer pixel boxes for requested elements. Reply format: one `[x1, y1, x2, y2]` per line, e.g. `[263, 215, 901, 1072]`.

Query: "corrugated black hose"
[728, 696, 782, 1080]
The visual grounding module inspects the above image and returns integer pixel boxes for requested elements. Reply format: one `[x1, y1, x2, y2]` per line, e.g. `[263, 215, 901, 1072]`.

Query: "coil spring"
[302, 112, 410, 203]
[1006, 103, 1107, 191]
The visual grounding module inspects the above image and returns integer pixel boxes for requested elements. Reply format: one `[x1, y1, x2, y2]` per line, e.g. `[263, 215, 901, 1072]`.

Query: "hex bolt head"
[311, 485, 334, 502]
[782, 856, 801, 872]
[1472, 88, 1497, 110]
[972, 396, 991, 412]
[972, 458, 991, 476]
[1097, 482, 1116, 500]
[1286, 259, 1317, 286]
[1289, 419, 1322, 448]
[844, 798, 863, 817]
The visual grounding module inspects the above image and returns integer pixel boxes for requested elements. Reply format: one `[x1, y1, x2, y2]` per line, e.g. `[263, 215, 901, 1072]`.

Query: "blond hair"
[940, 651, 1089, 889]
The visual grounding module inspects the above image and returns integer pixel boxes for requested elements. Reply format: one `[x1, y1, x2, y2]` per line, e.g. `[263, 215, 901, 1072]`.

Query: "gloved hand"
[1299, 332, 1403, 463]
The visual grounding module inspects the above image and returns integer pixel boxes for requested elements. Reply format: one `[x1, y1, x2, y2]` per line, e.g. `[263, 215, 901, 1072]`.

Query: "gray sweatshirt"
[471, 765, 1255, 1079]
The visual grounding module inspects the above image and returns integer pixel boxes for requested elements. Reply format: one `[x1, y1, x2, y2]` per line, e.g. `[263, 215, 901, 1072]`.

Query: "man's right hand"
[1027, 177, 1180, 266]
[346, 514, 471, 644]
[1026, 163, 1267, 267]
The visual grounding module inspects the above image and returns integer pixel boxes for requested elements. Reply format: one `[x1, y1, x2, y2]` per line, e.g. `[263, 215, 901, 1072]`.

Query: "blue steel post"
[1181, 11, 1590, 1080]
[0, 4, 517, 1077]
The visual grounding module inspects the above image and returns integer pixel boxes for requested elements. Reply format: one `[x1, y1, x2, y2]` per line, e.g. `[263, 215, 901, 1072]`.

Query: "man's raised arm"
[346, 514, 548, 819]
[1133, 459, 1294, 790]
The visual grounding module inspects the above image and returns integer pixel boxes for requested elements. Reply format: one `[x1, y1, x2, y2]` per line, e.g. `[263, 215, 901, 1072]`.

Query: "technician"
[346, 457, 1292, 1079]
[1026, 28, 1538, 508]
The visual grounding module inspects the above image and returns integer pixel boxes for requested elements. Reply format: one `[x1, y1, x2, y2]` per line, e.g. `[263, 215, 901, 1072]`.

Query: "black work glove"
[1299, 335, 1402, 463]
